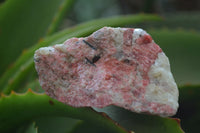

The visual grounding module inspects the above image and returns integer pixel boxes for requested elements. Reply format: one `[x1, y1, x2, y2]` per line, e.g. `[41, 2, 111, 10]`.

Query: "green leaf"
[0, 0, 74, 75]
[68, 120, 113, 133]
[0, 89, 184, 133]
[149, 29, 200, 85]
[24, 122, 38, 133]
[94, 106, 184, 133]
[0, 14, 162, 94]
[0, 90, 129, 133]
[16, 122, 38, 133]
[141, 12, 200, 31]
[22, 79, 44, 93]
[35, 117, 79, 133]
[175, 85, 200, 133]
[70, 0, 121, 23]
[47, 0, 75, 35]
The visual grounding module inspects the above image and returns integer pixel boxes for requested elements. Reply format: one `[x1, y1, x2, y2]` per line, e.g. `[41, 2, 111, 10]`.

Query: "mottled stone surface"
[34, 27, 179, 116]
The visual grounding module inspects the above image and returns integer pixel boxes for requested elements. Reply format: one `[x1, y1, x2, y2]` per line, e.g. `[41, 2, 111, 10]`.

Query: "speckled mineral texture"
[34, 27, 179, 116]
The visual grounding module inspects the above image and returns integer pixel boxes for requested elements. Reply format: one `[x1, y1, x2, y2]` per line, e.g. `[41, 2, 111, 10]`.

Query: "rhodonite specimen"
[34, 27, 179, 116]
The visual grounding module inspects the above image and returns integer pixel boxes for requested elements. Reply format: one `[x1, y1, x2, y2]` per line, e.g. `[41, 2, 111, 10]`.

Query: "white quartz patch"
[36, 47, 55, 55]
[112, 27, 125, 51]
[132, 28, 147, 43]
[34, 47, 55, 61]
[54, 43, 68, 53]
[145, 52, 179, 110]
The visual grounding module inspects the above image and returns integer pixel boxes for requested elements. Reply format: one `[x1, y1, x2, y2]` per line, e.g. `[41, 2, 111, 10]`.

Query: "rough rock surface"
[34, 27, 179, 116]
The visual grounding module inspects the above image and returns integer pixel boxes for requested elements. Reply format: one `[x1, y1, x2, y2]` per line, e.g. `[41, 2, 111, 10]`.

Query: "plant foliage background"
[0, 0, 199, 133]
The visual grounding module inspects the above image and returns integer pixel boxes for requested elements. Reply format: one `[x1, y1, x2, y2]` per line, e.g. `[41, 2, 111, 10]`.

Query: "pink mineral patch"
[34, 27, 179, 116]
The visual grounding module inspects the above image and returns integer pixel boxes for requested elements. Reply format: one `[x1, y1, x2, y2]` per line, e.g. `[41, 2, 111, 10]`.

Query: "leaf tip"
[8, 79, 14, 85]
[22, 49, 28, 55]
[171, 118, 181, 126]
[1, 93, 6, 97]
[27, 88, 33, 93]
[38, 38, 44, 43]
[11, 90, 15, 95]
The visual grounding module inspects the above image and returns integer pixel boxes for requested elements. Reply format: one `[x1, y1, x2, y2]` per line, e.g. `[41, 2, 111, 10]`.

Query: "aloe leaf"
[0, 14, 162, 94]
[0, 90, 130, 133]
[174, 85, 200, 133]
[16, 122, 38, 133]
[35, 117, 79, 133]
[68, 120, 113, 133]
[142, 12, 200, 31]
[94, 106, 184, 133]
[149, 29, 200, 85]
[47, 0, 75, 35]
[24, 122, 38, 133]
[0, 0, 74, 76]
[22, 79, 43, 93]
[36, 118, 112, 133]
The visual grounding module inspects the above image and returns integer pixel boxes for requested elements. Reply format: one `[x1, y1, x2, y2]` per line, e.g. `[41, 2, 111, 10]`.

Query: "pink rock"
[34, 27, 179, 116]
